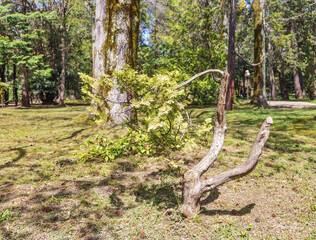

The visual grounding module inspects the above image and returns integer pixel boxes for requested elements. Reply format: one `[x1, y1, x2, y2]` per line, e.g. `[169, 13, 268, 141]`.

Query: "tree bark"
[312, 81, 316, 100]
[291, 20, 303, 100]
[21, 0, 30, 107]
[59, 2, 67, 107]
[21, 68, 30, 107]
[268, 63, 276, 100]
[13, 64, 18, 106]
[251, 0, 268, 107]
[225, 0, 236, 111]
[94, 0, 140, 125]
[278, 69, 289, 100]
[308, 24, 316, 100]
[0, 64, 8, 105]
[178, 70, 273, 218]
[59, 21, 66, 106]
[268, 43, 276, 99]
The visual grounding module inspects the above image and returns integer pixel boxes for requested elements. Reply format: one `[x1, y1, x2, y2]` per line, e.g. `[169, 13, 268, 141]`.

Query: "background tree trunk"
[21, 0, 30, 107]
[0, 64, 9, 104]
[251, 0, 268, 107]
[268, 43, 276, 99]
[94, 0, 140, 125]
[21, 68, 30, 107]
[278, 69, 289, 100]
[13, 64, 18, 106]
[59, 16, 66, 107]
[225, 0, 236, 111]
[291, 20, 303, 100]
[269, 63, 276, 99]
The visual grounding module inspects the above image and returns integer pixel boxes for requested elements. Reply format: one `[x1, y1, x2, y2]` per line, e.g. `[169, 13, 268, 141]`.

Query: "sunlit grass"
[0, 105, 315, 239]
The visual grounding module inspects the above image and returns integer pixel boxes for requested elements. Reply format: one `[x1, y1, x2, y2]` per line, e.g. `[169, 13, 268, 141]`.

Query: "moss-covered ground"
[0, 105, 315, 239]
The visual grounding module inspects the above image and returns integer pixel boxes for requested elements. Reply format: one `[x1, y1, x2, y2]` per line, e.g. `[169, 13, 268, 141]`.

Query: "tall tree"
[58, 0, 70, 106]
[225, 0, 236, 111]
[291, 20, 303, 99]
[251, 0, 268, 107]
[267, 42, 277, 99]
[94, 0, 140, 124]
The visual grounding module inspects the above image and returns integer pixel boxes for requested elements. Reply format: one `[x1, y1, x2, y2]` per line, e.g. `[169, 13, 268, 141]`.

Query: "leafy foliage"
[77, 129, 155, 162]
[78, 67, 193, 161]
[138, 0, 226, 105]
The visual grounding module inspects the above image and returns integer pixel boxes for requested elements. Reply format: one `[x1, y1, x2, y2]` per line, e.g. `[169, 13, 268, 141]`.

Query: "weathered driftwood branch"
[177, 69, 273, 218]
[235, 51, 265, 67]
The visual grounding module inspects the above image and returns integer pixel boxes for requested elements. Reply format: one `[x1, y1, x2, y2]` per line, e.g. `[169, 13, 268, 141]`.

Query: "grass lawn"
[0, 105, 315, 239]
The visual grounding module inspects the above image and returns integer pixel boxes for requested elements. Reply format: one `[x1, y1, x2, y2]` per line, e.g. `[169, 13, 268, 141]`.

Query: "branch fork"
[177, 69, 273, 217]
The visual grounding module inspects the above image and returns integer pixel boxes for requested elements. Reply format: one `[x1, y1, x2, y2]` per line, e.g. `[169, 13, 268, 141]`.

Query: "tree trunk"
[268, 43, 276, 99]
[311, 81, 316, 100]
[308, 24, 316, 100]
[59, 6, 67, 107]
[21, 69, 30, 107]
[278, 69, 289, 100]
[0, 64, 8, 104]
[269, 63, 276, 100]
[251, 0, 268, 107]
[298, 69, 306, 96]
[177, 70, 273, 218]
[13, 64, 18, 106]
[94, 0, 140, 125]
[225, 0, 236, 111]
[291, 21, 303, 100]
[21, 0, 30, 107]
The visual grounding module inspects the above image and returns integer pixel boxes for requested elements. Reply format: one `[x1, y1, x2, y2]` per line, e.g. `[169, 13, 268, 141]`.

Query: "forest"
[0, 0, 315, 239]
[0, 0, 315, 107]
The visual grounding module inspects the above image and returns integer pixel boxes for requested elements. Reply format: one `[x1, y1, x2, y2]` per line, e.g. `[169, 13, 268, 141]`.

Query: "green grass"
[0, 105, 315, 239]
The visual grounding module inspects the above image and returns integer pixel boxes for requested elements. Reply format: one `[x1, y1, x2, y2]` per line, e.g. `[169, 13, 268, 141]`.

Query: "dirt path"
[268, 100, 316, 109]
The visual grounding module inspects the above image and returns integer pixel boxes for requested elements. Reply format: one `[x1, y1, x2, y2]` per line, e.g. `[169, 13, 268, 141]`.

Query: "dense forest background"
[0, 0, 315, 107]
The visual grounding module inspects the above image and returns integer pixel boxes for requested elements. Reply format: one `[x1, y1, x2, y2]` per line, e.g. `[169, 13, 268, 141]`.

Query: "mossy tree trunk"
[94, 0, 140, 125]
[225, 0, 236, 111]
[251, 0, 268, 107]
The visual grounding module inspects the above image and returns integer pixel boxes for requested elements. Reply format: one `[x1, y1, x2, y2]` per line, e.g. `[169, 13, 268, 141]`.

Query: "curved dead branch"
[201, 116, 273, 193]
[175, 69, 225, 90]
[236, 51, 265, 67]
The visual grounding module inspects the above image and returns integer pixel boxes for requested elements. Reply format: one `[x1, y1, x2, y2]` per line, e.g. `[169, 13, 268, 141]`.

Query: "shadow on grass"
[57, 128, 86, 141]
[134, 182, 180, 209]
[0, 147, 26, 170]
[201, 203, 255, 216]
[201, 189, 220, 205]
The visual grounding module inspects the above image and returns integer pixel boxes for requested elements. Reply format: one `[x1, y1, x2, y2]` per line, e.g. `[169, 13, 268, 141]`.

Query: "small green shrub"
[0, 209, 18, 222]
[77, 129, 156, 162]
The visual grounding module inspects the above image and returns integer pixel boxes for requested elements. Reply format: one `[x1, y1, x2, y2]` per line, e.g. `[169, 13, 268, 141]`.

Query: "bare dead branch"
[212, 73, 222, 83]
[175, 69, 225, 90]
[180, 108, 192, 141]
[192, 72, 229, 175]
[180, 69, 272, 218]
[236, 51, 265, 67]
[201, 116, 273, 193]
